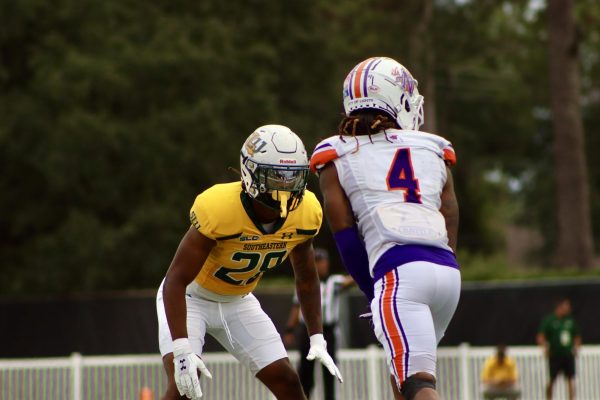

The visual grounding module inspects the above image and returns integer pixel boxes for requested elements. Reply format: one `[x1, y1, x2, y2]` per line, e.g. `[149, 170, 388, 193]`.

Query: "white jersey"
[310, 129, 456, 274]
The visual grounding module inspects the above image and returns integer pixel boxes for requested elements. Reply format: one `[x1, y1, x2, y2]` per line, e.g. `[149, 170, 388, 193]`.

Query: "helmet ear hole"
[404, 99, 411, 112]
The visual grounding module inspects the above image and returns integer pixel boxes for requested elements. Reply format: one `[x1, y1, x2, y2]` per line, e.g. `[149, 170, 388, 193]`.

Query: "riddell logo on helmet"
[279, 159, 297, 164]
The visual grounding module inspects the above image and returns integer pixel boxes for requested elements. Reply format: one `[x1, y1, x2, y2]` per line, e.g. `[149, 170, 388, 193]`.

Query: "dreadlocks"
[337, 110, 399, 152]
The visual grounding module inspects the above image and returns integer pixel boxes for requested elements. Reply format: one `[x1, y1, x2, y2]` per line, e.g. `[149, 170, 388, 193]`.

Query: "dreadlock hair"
[337, 109, 399, 152]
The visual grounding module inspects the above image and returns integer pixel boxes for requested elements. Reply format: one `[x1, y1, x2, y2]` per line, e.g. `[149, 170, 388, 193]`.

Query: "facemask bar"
[259, 166, 309, 193]
[242, 155, 309, 217]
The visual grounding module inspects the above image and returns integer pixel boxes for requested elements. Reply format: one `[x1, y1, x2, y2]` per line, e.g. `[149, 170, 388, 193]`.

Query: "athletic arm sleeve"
[333, 226, 374, 301]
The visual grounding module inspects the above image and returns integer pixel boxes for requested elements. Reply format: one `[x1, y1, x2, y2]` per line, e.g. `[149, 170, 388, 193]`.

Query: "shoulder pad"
[310, 138, 340, 173]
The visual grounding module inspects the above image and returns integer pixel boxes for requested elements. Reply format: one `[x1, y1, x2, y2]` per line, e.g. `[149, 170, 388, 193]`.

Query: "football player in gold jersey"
[156, 125, 342, 400]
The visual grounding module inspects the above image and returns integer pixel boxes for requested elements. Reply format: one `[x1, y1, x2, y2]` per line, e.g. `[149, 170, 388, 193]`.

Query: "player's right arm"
[163, 226, 215, 400]
[163, 226, 216, 339]
[318, 163, 355, 232]
[319, 163, 373, 301]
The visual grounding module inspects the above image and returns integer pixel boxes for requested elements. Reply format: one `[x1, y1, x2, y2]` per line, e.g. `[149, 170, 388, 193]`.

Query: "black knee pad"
[400, 375, 436, 400]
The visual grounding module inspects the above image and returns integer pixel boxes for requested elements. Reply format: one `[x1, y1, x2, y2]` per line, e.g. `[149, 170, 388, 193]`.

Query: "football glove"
[359, 311, 373, 320]
[306, 334, 344, 383]
[172, 338, 212, 400]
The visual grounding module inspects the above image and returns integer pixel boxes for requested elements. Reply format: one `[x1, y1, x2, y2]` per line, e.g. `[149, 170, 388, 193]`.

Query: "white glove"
[306, 333, 344, 383]
[172, 338, 212, 400]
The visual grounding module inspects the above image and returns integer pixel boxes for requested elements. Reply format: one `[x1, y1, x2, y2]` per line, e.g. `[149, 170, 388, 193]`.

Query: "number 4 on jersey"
[386, 148, 422, 203]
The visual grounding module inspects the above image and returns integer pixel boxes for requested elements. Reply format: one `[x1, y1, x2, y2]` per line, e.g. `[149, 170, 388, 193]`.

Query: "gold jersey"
[189, 182, 322, 296]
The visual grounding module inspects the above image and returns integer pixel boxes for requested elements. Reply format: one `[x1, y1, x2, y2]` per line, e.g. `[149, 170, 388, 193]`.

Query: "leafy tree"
[1, 0, 598, 295]
[547, 0, 594, 268]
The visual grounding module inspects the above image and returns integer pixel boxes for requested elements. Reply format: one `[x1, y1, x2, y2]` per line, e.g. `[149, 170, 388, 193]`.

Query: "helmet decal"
[391, 66, 416, 95]
[244, 131, 268, 156]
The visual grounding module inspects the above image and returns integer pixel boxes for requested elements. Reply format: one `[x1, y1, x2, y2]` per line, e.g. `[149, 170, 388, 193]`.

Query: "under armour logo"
[281, 232, 294, 239]
[179, 359, 187, 371]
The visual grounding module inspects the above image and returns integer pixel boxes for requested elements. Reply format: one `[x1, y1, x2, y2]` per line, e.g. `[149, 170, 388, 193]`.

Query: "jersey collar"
[240, 191, 287, 235]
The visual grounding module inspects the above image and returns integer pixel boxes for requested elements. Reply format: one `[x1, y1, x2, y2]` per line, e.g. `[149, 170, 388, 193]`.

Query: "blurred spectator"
[283, 248, 354, 400]
[481, 344, 520, 400]
[537, 298, 581, 400]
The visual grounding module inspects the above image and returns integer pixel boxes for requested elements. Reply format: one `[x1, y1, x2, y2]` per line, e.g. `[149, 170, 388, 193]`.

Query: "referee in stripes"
[283, 248, 354, 400]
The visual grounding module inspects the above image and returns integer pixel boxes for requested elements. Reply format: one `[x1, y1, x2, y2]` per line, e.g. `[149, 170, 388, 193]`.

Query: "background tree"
[0, 0, 598, 295]
[548, 0, 594, 268]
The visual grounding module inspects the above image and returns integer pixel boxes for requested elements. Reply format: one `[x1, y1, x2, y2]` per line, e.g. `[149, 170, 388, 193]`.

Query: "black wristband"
[284, 326, 295, 334]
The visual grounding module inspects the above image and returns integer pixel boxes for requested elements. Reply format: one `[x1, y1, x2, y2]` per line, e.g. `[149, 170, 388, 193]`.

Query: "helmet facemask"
[241, 154, 309, 218]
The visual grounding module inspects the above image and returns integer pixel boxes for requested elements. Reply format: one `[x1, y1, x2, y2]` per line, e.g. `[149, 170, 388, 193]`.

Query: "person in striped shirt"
[284, 248, 354, 400]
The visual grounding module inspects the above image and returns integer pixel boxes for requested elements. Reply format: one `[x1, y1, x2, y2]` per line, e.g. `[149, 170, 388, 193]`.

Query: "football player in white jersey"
[310, 57, 460, 400]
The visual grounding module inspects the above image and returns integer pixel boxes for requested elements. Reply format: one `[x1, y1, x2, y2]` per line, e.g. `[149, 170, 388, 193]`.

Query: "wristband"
[333, 226, 374, 301]
[309, 333, 326, 347]
[172, 338, 192, 357]
[284, 326, 295, 334]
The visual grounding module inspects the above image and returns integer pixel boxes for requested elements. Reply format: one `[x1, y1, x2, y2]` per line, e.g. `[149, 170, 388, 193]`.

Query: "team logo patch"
[245, 132, 268, 156]
[240, 235, 260, 242]
[190, 211, 201, 230]
[391, 67, 416, 95]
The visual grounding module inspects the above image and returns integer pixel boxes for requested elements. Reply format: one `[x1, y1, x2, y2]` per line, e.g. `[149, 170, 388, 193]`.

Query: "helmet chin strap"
[271, 190, 291, 218]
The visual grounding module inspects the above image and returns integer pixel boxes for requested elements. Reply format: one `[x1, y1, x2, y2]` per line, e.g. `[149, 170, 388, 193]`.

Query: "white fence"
[1, 345, 599, 400]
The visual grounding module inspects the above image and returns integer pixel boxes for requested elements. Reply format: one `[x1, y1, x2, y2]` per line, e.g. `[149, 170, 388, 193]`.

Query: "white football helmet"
[240, 125, 309, 217]
[343, 57, 424, 130]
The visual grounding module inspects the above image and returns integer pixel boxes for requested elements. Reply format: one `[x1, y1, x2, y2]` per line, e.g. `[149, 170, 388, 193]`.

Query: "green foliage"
[458, 252, 600, 282]
[1, 0, 598, 294]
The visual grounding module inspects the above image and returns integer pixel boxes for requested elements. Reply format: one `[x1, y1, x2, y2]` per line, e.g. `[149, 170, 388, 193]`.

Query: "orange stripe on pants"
[381, 270, 406, 385]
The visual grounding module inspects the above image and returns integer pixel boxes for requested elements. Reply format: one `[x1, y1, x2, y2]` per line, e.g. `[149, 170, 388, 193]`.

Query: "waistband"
[186, 281, 247, 303]
[373, 244, 459, 282]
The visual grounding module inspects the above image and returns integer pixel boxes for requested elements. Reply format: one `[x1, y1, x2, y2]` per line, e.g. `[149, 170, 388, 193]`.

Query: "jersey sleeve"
[296, 190, 323, 237]
[443, 143, 457, 166]
[310, 138, 341, 173]
[189, 193, 218, 240]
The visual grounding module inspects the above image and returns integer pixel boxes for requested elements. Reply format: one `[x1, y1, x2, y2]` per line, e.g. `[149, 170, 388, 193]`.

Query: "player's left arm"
[289, 238, 322, 336]
[289, 238, 343, 382]
[440, 166, 459, 253]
